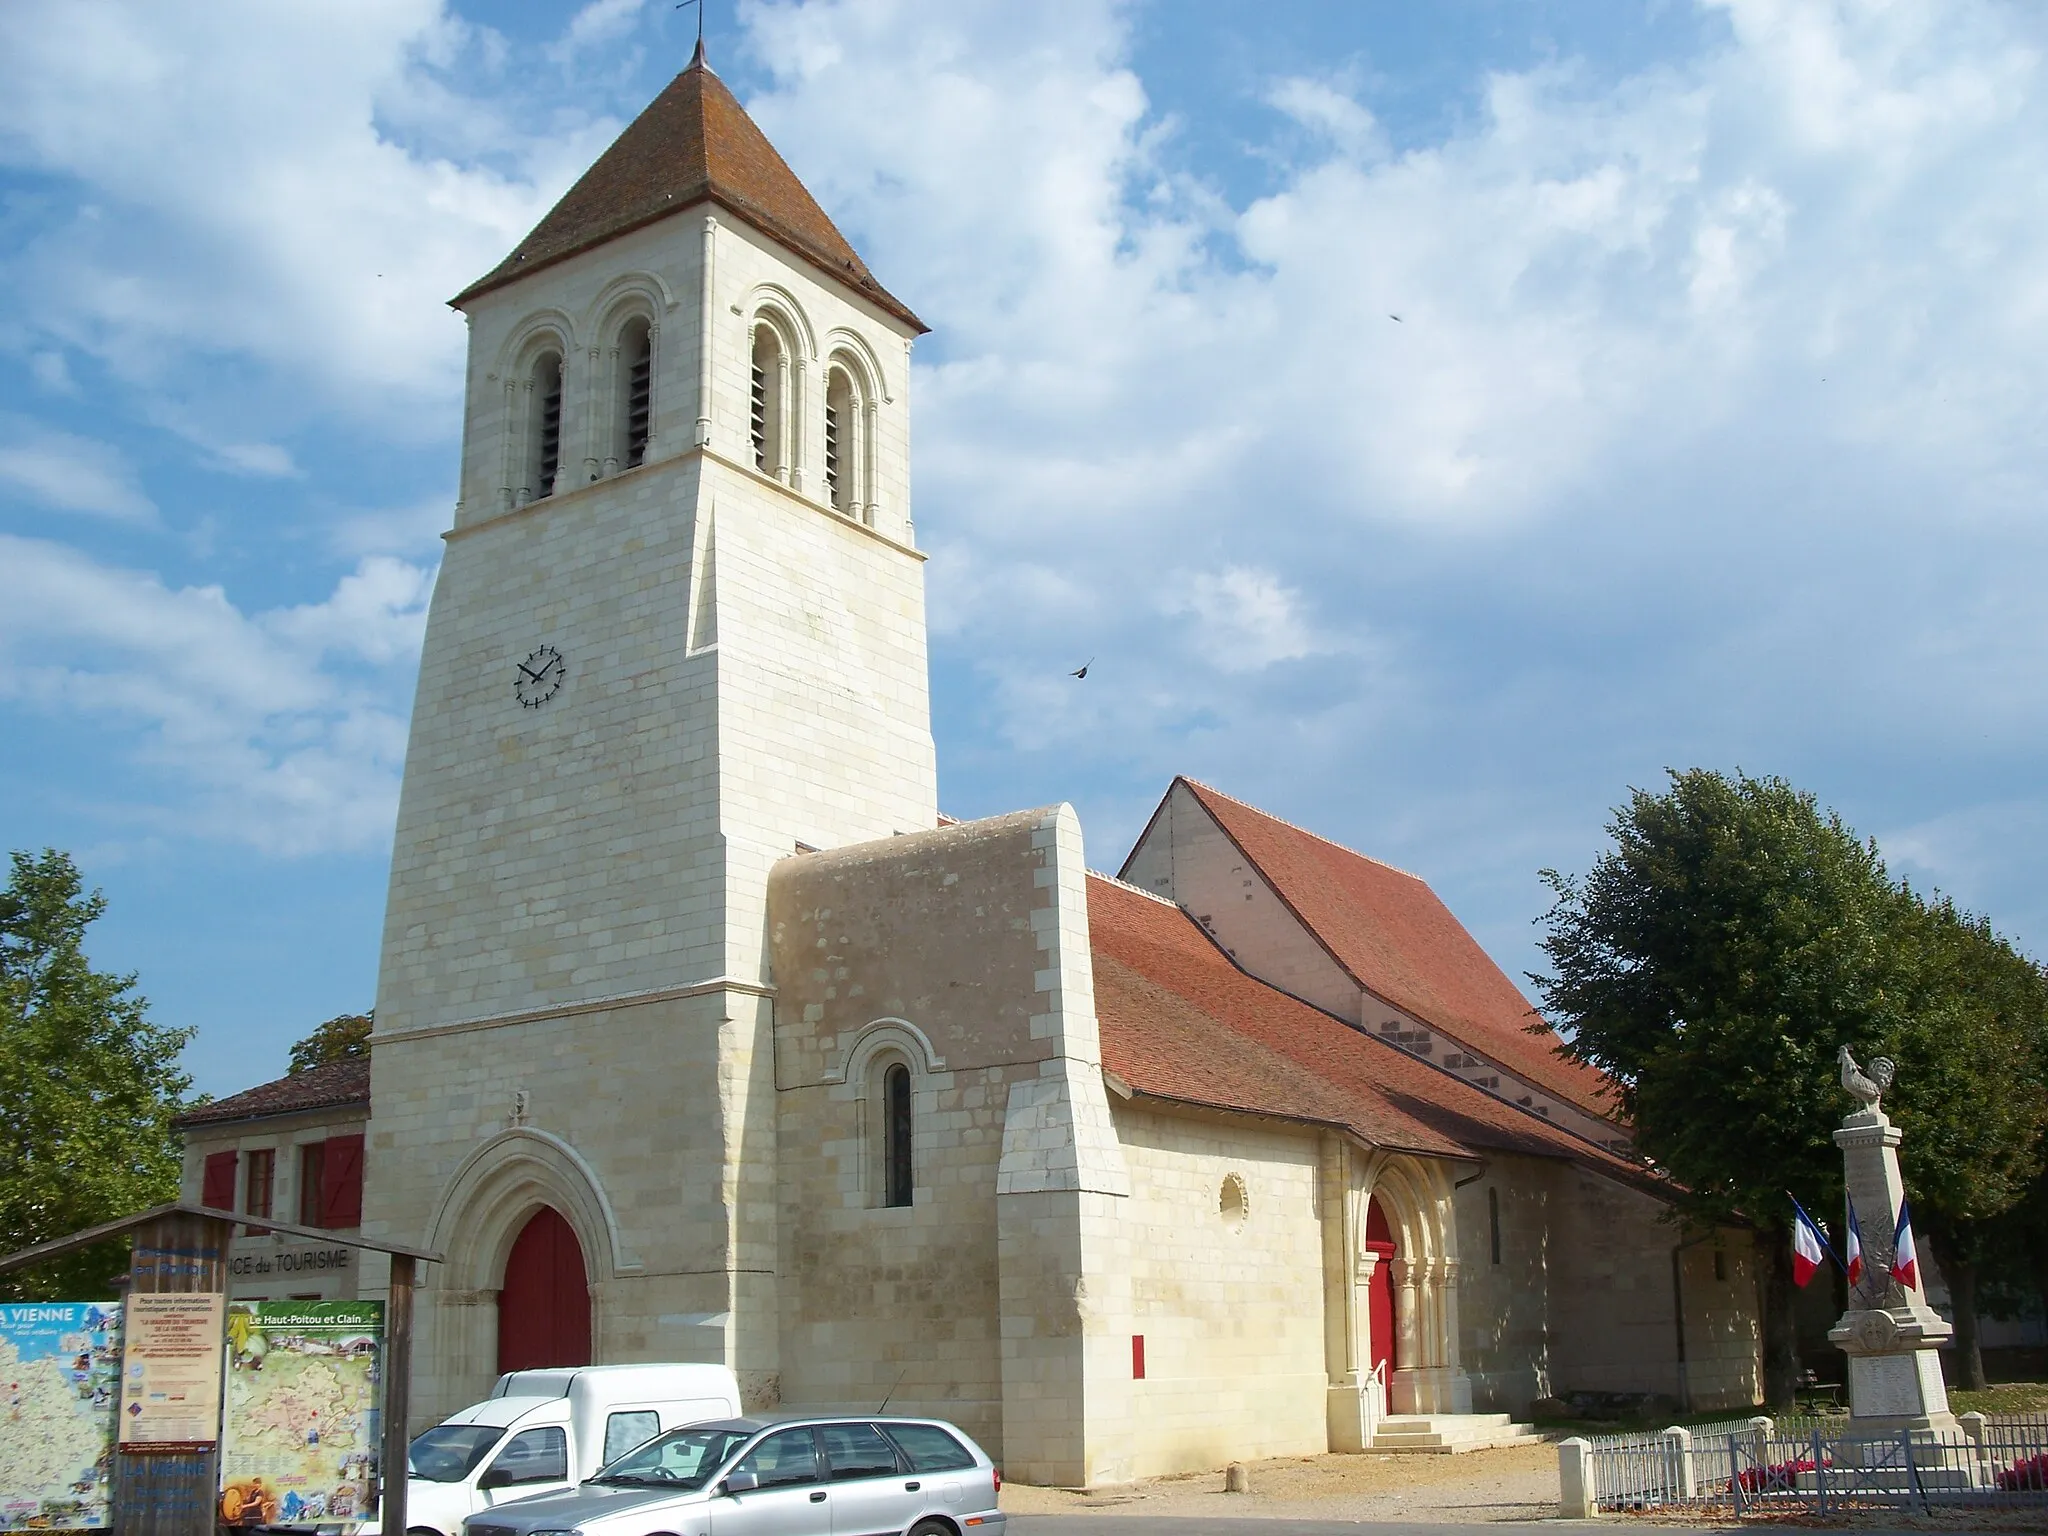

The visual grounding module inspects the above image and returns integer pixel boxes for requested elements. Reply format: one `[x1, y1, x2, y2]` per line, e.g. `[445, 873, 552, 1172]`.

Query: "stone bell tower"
[362, 43, 937, 1421]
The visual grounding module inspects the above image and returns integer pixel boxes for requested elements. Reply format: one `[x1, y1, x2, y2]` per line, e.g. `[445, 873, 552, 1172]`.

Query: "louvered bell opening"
[824, 404, 841, 508]
[535, 354, 563, 499]
[750, 363, 768, 471]
[625, 331, 652, 469]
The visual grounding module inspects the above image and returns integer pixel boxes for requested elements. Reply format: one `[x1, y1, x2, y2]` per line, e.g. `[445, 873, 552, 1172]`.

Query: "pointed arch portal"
[1365, 1194, 1399, 1377]
[497, 1206, 592, 1374]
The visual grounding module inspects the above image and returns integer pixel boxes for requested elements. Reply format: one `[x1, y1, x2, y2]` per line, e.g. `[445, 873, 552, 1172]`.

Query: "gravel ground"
[999, 1443, 1564, 1524]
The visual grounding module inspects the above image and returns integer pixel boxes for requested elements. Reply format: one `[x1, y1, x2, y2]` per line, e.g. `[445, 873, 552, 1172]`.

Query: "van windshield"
[409, 1425, 507, 1482]
[589, 1426, 755, 1490]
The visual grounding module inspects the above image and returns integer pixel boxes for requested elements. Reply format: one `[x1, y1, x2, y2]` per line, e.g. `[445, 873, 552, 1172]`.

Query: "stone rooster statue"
[1838, 1045, 1896, 1111]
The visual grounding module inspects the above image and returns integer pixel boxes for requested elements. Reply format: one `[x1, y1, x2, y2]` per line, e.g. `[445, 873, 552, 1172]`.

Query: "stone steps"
[1369, 1413, 1545, 1453]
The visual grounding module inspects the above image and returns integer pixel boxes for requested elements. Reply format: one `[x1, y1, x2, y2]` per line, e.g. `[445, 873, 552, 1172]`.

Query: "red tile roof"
[455, 45, 923, 331]
[174, 1057, 370, 1128]
[1165, 778, 1617, 1121]
[1089, 875, 1659, 1190]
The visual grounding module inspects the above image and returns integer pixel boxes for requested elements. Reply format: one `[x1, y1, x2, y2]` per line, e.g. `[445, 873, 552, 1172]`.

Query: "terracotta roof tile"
[455, 46, 923, 331]
[1167, 779, 1618, 1121]
[174, 1057, 370, 1129]
[1089, 876, 1658, 1191]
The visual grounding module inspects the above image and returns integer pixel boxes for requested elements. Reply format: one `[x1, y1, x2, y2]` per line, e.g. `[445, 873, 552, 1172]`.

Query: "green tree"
[1885, 895, 2048, 1389]
[1533, 771, 1901, 1404]
[0, 850, 194, 1298]
[287, 1011, 372, 1074]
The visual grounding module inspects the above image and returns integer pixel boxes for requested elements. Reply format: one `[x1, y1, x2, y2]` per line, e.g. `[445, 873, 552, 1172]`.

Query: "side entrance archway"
[1365, 1195, 1399, 1379]
[497, 1206, 591, 1374]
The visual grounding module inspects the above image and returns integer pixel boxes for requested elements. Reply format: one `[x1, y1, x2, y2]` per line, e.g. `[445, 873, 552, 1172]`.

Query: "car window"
[733, 1427, 821, 1488]
[819, 1423, 900, 1480]
[488, 1426, 568, 1485]
[604, 1411, 661, 1464]
[408, 1425, 505, 1482]
[595, 1426, 753, 1489]
[882, 1423, 974, 1473]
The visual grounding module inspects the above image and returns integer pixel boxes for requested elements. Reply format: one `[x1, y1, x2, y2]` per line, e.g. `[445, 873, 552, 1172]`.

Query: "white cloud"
[1160, 567, 1327, 674]
[210, 443, 302, 479]
[0, 534, 431, 855]
[550, 0, 647, 64]
[29, 351, 77, 395]
[0, 419, 155, 520]
[0, 1, 616, 431]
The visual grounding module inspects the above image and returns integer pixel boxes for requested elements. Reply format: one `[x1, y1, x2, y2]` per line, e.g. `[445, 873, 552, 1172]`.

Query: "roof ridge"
[1087, 868, 1180, 906]
[1178, 776, 1426, 882]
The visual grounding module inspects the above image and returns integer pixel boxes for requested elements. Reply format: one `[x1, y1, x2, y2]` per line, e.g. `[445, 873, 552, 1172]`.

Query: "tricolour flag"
[1790, 1199, 1829, 1288]
[1845, 1196, 1864, 1288]
[1893, 1200, 1920, 1291]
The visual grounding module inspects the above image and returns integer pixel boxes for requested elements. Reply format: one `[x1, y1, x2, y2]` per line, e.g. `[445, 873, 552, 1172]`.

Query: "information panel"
[218, 1301, 383, 1527]
[0, 1302, 122, 1531]
[117, 1293, 226, 1452]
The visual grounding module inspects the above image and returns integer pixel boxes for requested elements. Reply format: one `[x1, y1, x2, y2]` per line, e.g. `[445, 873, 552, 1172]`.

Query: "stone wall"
[1109, 1103, 1330, 1474]
[766, 805, 1133, 1486]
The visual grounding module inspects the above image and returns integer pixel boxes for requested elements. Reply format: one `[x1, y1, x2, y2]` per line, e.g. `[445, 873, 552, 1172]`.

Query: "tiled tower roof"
[454, 42, 924, 331]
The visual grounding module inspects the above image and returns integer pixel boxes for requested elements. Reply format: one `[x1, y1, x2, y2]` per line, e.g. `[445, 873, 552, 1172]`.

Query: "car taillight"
[993, 1468, 1002, 1493]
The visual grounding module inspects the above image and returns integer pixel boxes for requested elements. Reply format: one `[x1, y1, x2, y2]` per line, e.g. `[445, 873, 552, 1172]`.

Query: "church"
[177, 47, 1763, 1486]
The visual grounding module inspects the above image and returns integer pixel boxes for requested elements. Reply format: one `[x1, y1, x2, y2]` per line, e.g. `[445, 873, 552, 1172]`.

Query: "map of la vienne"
[0, 1302, 122, 1532]
[219, 1302, 383, 1528]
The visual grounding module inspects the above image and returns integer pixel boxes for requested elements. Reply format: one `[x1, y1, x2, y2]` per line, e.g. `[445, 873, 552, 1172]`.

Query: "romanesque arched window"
[750, 322, 786, 480]
[883, 1061, 913, 1207]
[619, 318, 652, 470]
[529, 350, 563, 501]
[824, 348, 876, 523]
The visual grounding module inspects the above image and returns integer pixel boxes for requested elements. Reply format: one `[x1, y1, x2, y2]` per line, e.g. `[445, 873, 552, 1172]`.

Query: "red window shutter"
[320, 1133, 366, 1227]
[202, 1150, 238, 1210]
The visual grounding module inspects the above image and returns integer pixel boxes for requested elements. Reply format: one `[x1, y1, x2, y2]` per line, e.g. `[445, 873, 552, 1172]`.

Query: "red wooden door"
[497, 1207, 592, 1374]
[1365, 1197, 1398, 1377]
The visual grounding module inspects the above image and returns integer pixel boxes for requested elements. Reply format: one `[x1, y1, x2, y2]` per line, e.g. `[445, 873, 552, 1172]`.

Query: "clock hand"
[518, 664, 542, 681]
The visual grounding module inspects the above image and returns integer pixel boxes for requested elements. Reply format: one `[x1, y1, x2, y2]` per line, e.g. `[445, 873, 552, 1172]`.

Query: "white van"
[390, 1364, 741, 1536]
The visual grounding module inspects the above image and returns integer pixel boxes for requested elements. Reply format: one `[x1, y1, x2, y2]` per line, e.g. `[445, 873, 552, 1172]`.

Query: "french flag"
[1845, 1196, 1864, 1289]
[1893, 1201, 1920, 1291]
[1791, 1200, 1830, 1288]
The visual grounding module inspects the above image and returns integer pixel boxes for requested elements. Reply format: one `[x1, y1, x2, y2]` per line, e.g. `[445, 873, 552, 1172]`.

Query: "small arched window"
[529, 351, 563, 501]
[619, 319, 652, 470]
[883, 1062, 913, 1208]
[750, 323, 786, 480]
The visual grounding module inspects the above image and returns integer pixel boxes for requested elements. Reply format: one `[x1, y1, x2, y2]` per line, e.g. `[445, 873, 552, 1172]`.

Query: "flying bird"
[1838, 1045, 1896, 1110]
[1389, 314, 1403, 322]
[1071, 659, 1093, 680]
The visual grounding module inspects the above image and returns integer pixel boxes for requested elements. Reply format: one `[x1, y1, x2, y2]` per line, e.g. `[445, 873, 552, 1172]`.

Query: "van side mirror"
[478, 1468, 516, 1490]
[721, 1471, 759, 1496]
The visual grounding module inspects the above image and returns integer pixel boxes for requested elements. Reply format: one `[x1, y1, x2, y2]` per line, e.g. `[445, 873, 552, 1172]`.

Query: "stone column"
[1827, 1104, 1954, 1432]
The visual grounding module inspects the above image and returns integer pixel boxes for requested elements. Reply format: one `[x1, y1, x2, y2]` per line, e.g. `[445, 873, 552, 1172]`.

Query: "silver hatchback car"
[460, 1414, 1005, 1536]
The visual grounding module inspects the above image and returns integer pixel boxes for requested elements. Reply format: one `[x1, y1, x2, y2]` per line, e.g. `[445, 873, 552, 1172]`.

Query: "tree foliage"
[287, 1011, 372, 1074]
[1535, 769, 2048, 1403]
[0, 850, 194, 1299]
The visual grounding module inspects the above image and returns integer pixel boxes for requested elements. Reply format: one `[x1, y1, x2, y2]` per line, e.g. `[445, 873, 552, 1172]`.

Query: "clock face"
[514, 645, 566, 708]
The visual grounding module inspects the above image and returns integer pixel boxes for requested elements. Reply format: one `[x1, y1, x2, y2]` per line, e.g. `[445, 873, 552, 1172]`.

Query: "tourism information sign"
[219, 1301, 383, 1527]
[0, 1302, 122, 1531]
[117, 1293, 227, 1452]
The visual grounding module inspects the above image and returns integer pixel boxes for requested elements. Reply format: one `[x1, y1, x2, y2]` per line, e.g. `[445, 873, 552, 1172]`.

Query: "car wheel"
[908, 1519, 956, 1536]
[407, 1526, 442, 1536]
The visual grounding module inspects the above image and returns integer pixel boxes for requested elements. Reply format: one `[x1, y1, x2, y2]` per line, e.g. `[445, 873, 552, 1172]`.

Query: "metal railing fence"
[1565, 1412, 2048, 1516]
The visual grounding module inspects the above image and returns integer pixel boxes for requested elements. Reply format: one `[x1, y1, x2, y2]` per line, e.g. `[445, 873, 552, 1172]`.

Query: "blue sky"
[4, 0, 2047, 1098]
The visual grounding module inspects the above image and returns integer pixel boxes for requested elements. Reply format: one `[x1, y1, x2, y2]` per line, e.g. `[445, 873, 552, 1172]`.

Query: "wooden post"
[382, 1254, 416, 1536]
[112, 1211, 230, 1536]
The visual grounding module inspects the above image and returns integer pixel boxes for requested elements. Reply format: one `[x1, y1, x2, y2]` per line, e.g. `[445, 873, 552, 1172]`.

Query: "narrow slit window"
[1488, 1186, 1501, 1264]
[532, 352, 563, 499]
[884, 1062, 912, 1208]
[824, 402, 841, 507]
[623, 321, 652, 469]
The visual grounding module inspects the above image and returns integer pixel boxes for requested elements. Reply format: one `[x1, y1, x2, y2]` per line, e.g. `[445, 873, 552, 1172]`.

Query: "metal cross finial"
[677, 0, 704, 56]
